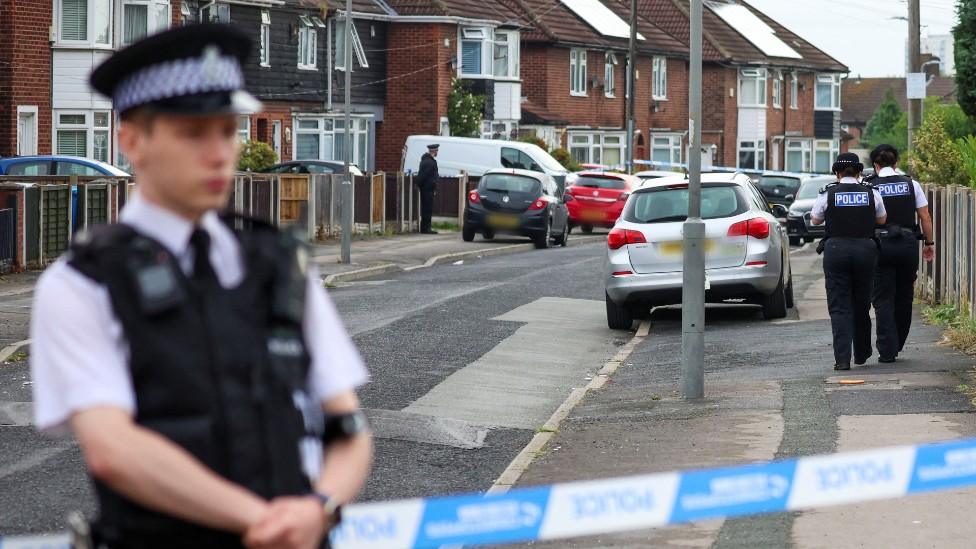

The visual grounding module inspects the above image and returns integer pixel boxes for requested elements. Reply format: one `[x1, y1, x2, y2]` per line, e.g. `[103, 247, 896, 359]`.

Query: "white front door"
[17, 110, 37, 155]
[272, 121, 282, 161]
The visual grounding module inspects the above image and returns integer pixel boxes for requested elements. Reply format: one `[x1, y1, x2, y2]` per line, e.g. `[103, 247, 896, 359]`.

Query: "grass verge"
[923, 304, 976, 405]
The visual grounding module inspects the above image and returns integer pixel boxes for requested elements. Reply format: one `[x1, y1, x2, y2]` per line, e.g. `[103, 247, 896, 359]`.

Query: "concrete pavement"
[511, 246, 976, 548]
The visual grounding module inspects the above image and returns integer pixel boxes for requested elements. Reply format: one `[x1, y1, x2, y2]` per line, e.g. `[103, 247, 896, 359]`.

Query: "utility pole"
[907, 0, 921, 155]
[340, 0, 353, 264]
[681, 0, 704, 400]
[625, 0, 637, 173]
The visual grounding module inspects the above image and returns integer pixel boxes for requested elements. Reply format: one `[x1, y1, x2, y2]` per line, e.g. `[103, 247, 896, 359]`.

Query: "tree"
[862, 89, 906, 151]
[447, 78, 485, 138]
[955, 0, 976, 117]
[924, 96, 976, 139]
[237, 140, 278, 172]
[911, 108, 968, 186]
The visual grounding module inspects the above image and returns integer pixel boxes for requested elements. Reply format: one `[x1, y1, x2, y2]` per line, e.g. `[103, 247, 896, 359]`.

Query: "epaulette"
[818, 182, 838, 194]
[66, 223, 139, 282]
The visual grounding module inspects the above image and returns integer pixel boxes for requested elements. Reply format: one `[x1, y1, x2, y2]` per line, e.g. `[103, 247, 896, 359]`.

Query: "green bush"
[911, 109, 968, 186]
[957, 135, 976, 188]
[447, 78, 485, 138]
[550, 148, 580, 172]
[238, 140, 278, 172]
[517, 135, 549, 152]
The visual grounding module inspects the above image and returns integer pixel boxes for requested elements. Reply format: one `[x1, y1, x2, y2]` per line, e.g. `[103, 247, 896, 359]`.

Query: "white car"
[604, 172, 793, 329]
[635, 170, 680, 183]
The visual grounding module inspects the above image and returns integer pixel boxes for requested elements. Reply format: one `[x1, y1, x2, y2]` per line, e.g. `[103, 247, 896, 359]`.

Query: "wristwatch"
[312, 492, 343, 526]
[924, 240, 935, 246]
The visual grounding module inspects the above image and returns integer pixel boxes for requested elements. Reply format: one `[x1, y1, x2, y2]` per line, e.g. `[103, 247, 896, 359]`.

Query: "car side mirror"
[784, 194, 795, 202]
[556, 182, 565, 197]
[771, 204, 789, 218]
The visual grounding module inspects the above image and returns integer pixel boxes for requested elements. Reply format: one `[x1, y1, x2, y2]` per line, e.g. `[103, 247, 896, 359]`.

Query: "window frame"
[493, 30, 520, 80]
[772, 70, 782, 109]
[237, 116, 250, 143]
[335, 18, 369, 72]
[54, 110, 112, 163]
[458, 26, 492, 77]
[652, 56, 668, 100]
[121, 0, 171, 47]
[570, 49, 587, 96]
[738, 68, 767, 107]
[737, 139, 766, 171]
[814, 139, 840, 173]
[790, 71, 799, 109]
[815, 73, 842, 111]
[568, 131, 625, 167]
[259, 10, 271, 67]
[57, 0, 113, 47]
[293, 116, 371, 169]
[298, 17, 318, 70]
[650, 133, 682, 166]
[604, 52, 617, 97]
[785, 139, 812, 173]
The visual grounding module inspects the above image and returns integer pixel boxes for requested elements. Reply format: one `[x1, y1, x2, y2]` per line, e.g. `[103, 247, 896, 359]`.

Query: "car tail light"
[612, 270, 634, 276]
[617, 192, 630, 201]
[528, 198, 547, 210]
[727, 218, 770, 239]
[746, 261, 768, 267]
[608, 228, 647, 250]
[468, 190, 480, 204]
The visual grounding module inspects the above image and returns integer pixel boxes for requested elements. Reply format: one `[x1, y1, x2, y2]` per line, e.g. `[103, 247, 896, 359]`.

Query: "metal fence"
[917, 184, 976, 316]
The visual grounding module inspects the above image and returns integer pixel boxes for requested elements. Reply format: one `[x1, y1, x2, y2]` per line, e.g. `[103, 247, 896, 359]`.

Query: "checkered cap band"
[113, 52, 244, 113]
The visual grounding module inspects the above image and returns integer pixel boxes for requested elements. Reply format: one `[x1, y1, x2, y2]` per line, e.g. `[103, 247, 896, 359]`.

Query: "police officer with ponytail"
[866, 144, 935, 363]
[31, 25, 372, 549]
[810, 153, 887, 371]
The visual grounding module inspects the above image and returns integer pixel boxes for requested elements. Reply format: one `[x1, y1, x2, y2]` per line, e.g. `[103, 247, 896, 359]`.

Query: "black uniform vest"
[67, 218, 312, 548]
[871, 175, 917, 230]
[824, 182, 877, 238]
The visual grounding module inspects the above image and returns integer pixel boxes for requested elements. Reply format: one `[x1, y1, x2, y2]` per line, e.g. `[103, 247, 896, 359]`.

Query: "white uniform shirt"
[810, 177, 886, 221]
[30, 193, 368, 433]
[877, 167, 929, 208]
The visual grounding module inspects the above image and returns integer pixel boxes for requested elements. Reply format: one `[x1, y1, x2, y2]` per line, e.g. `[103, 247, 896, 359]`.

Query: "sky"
[747, 0, 959, 77]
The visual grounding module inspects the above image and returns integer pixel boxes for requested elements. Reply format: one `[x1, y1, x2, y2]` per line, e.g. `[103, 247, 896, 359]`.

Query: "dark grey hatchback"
[462, 169, 570, 249]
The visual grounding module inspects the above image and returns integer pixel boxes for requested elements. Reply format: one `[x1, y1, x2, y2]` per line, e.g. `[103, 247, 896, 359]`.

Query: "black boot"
[833, 363, 851, 371]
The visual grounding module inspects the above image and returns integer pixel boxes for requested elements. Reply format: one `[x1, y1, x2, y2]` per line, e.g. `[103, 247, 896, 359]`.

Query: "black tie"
[189, 228, 218, 289]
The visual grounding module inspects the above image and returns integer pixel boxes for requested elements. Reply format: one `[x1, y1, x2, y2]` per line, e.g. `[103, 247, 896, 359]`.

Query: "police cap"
[90, 24, 261, 116]
[831, 152, 863, 174]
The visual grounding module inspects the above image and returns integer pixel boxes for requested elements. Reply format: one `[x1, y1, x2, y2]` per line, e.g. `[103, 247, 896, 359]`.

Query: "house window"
[238, 116, 250, 142]
[298, 16, 317, 70]
[459, 27, 490, 76]
[259, 10, 271, 66]
[122, 0, 170, 46]
[785, 139, 811, 172]
[202, 2, 229, 22]
[294, 117, 371, 169]
[440, 117, 450, 136]
[570, 49, 587, 96]
[772, 70, 782, 108]
[651, 134, 682, 166]
[494, 31, 519, 79]
[815, 74, 841, 110]
[738, 140, 766, 171]
[738, 68, 767, 107]
[569, 132, 625, 167]
[604, 52, 617, 97]
[652, 57, 667, 100]
[814, 139, 839, 173]
[790, 71, 799, 109]
[335, 18, 368, 71]
[58, 0, 112, 45]
[180, 2, 192, 24]
[55, 111, 111, 162]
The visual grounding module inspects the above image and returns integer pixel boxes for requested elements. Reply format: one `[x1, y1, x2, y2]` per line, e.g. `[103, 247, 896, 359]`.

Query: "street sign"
[906, 72, 926, 100]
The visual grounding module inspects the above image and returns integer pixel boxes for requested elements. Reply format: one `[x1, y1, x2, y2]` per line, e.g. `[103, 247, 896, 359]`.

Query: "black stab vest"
[872, 175, 918, 230]
[824, 182, 877, 238]
[67, 218, 312, 548]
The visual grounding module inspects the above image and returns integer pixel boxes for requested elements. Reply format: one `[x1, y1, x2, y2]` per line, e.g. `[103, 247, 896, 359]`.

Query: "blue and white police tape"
[5, 437, 976, 549]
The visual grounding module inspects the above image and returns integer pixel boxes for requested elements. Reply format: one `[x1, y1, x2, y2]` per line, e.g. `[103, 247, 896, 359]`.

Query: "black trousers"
[873, 234, 919, 359]
[419, 185, 435, 232]
[823, 238, 878, 366]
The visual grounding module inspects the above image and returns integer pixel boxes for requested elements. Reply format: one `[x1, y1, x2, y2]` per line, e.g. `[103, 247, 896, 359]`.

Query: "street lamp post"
[340, 0, 353, 264]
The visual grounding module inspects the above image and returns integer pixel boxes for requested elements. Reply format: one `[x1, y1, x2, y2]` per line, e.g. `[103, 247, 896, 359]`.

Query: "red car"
[564, 172, 640, 233]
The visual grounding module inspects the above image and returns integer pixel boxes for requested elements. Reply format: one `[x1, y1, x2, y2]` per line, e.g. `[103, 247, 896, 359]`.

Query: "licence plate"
[487, 213, 520, 229]
[581, 209, 605, 222]
[659, 240, 716, 256]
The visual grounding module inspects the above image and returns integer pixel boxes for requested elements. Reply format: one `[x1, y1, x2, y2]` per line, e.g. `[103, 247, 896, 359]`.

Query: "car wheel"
[606, 291, 634, 330]
[582, 224, 594, 234]
[554, 222, 569, 247]
[785, 275, 795, 309]
[483, 229, 495, 240]
[789, 236, 801, 246]
[462, 226, 476, 242]
[534, 219, 552, 249]
[761, 276, 788, 320]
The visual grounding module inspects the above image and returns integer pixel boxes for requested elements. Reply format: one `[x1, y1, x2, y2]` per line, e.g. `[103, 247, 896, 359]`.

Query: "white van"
[401, 135, 569, 184]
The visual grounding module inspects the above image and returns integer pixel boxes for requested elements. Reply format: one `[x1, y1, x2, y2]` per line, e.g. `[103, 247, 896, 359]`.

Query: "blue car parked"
[0, 155, 129, 177]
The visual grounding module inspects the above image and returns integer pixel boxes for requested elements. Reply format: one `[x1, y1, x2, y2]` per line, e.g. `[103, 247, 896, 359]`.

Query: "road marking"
[0, 443, 73, 481]
[488, 318, 652, 494]
[403, 297, 621, 430]
[365, 408, 489, 449]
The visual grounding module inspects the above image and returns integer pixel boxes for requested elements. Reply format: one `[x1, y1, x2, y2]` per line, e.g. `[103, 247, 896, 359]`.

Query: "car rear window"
[797, 180, 826, 199]
[480, 174, 541, 194]
[624, 185, 748, 223]
[758, 176, 801, 193]
[573, 176, 627, 190]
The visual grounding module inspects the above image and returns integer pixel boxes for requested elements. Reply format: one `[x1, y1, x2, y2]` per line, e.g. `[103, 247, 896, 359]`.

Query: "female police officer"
[810, 153, 887, 371]
[30, 25, 372, 549]
[866, 144, 935, 363]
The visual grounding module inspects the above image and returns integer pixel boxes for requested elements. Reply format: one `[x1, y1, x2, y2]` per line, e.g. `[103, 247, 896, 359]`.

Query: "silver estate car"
[604, 173, 794, 329]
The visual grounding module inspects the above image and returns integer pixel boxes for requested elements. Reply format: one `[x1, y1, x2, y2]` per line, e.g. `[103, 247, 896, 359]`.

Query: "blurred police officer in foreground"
[810, 153, 887, 371]
[30, 24, 372, 549]
[864, 144, 935, 363]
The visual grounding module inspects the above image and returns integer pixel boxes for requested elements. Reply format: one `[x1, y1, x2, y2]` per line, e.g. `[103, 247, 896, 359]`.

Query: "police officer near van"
[30, 25, 372, 549]
[416, 144, 440, 234]
[864, 144, 935, 363]
[810, 153, 887, 371]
